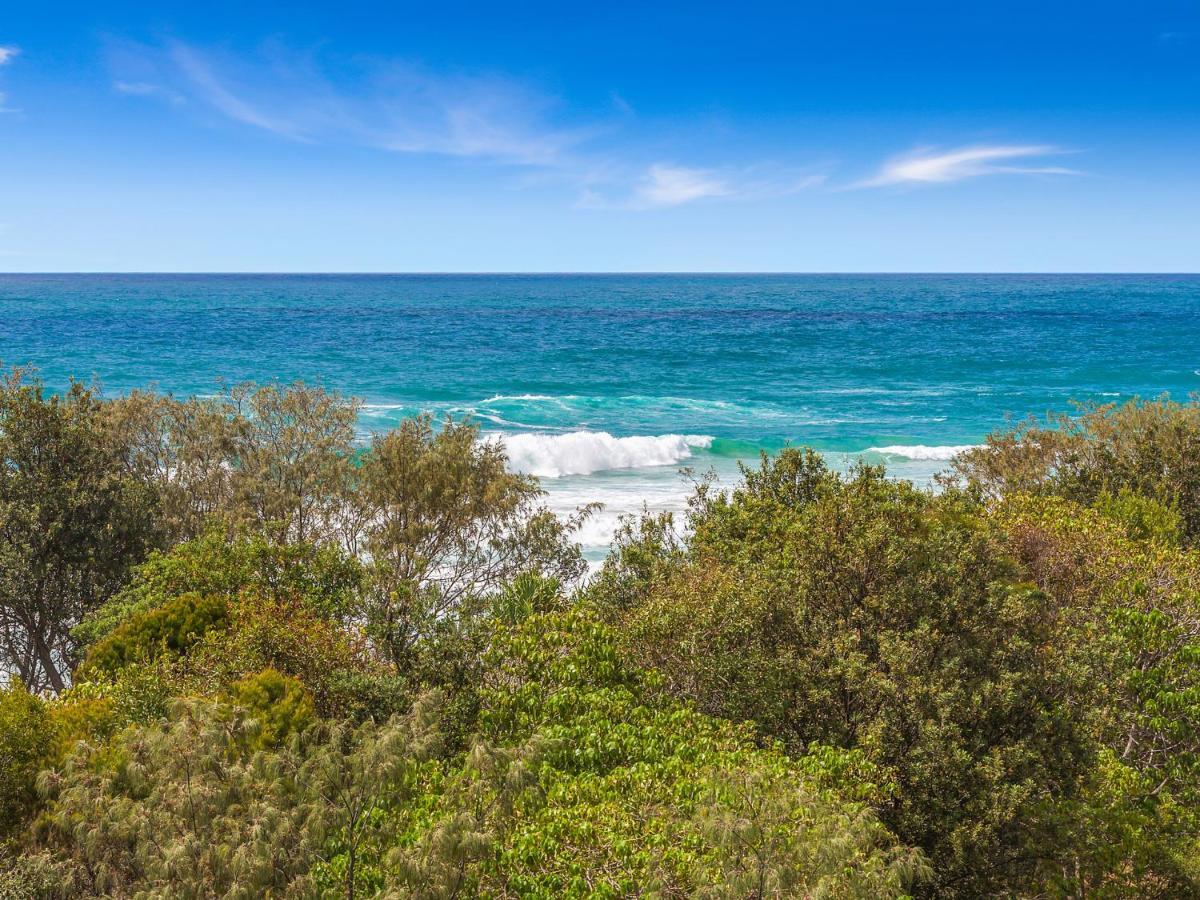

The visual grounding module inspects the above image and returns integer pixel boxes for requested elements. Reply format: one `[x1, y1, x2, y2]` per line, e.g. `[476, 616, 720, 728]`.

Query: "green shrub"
[0, 682, 54, 838]
[956, 397, 1200, 543]
[75, 527, 363, 650]
[1094, 485, 1184, 545]
[603, 451, 1089, 897]
[227, 668, 315, 750]
[77, 592, 229, 679]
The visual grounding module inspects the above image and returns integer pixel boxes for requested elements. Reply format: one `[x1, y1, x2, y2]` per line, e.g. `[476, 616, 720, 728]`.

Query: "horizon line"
[3, 271, 1200, 277]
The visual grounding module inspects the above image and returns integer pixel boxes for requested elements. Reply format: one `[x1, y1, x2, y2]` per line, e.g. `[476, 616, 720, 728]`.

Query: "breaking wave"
[487, 431, 715, 478]
[863, 444, 979, 461]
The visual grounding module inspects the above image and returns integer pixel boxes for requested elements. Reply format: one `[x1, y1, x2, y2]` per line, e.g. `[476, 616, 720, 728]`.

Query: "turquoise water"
[4, 274, 1198, 556]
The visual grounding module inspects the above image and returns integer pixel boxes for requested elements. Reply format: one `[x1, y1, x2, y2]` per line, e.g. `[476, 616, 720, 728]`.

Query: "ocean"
[4, 273, 1198, 560]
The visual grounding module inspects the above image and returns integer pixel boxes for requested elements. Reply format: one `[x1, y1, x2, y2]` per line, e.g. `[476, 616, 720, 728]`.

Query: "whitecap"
[480, 393, 578, 404]
[862, 444, 980, 461]
[486, 431, 714, 478]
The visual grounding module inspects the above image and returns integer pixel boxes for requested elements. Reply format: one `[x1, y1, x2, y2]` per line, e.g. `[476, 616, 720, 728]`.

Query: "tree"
[954, 397, 1200, 543]
[0, 369, 158, 693]
[430, 606, 925, 898]
[74, 525, 364, 651]
[38, 698, 316, 896]
[356, 414, 587, 668]
[106, 381, 362, 547]
[601, 450, 1089, 897]
[995, 492, 1200, 894]
[36, 693, 440, 899]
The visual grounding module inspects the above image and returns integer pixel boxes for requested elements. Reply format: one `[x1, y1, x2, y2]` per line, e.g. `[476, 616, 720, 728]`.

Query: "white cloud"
[0, 46, 18, 111]
[787, 174, 827, 192]
[578, 163, 825, 210]
[169, 44, 310, 140]
[114, 80, 185, 104]
[108, 40, 589, 165]
[105, 39, 835, 208]
[114, 80, 158, 95]
[858, 144, 1080, 188]
[634, 164, 732, 208]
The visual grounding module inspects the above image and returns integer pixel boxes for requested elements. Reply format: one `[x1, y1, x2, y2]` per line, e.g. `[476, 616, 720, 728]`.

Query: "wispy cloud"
[580, 163, 825, 210]
[857, 144, 1080, 188]
[169, 43, 310, 140]
[635, 164, 732, 208]
[107, 39, 835, 209]
[114, 80, 185, 104]
[0, 45, 19, 112]
[109, 39, 591, 165]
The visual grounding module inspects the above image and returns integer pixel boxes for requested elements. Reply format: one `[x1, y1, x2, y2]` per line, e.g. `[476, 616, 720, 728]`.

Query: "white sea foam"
[481, 393, 576, 403]
[863, 444, 979, 461]
[488, 431, 714, 478]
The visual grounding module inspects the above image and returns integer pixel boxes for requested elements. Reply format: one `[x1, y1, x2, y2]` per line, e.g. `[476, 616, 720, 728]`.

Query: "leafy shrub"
[175, 593, 380, 716]
[405, 608, 928, 898]
[602, 451, 1089, 897]
[995, 492, 1200, 894]
[77, 592, 229, 679]
[0, 681, 54, 839]
[955, 397, 1200, 543]
[75, 526, 363, 649]
[226, 668, 315, 750]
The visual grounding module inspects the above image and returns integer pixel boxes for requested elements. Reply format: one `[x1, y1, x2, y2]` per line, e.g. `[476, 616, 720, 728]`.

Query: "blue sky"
[2, 1, 1199, 271]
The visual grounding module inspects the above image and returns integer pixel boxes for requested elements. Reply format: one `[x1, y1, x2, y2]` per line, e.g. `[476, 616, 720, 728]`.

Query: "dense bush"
[597, 451, 1089, 896]
[29, 611, 923, 899]
[5, 371, 1200, 898]
[993, 492, 1200, 894]
[0, 681, 54, 839]
[75, 526, 364, 650]
[955, 397, 1200, 543]
[77, 592, 230, 679]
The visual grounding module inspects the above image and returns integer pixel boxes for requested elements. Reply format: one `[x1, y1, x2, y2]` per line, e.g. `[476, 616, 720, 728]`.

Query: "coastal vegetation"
[2, 367, 1200, 897]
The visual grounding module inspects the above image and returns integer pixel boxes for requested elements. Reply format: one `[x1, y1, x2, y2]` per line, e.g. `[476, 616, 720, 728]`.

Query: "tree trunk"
[33, 632, 65, 693]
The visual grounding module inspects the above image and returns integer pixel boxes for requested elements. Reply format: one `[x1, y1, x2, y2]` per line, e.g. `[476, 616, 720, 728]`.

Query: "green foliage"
[65, 659, 175, 729]
[105, 380, 362, 546]
[490, 571, 567, 624]
[77, 592, 229, 679]
[1049, 749, 1200, 897]
[427, 608, 927, 898]
[0, 850, 81, 899]
[1094, 485, 1185, 545]
[583, 509, 684, 620]
[227, 668, 316, 750]
[359, 414, 588, 669]
[996, 492, 1200, 893]
[29, 611, 923, 899]
[10, 377, 1200, 898]
[44, 693, 117, 765]
[38, 699, 385, 897]
[605, 450, 1089, 897]
[174, 593, 381, 717]
[956, 396, 1200, 543]
[0, 681, 54, 839]
[0, 368, 160, 693]
[75, 526, 363, 649]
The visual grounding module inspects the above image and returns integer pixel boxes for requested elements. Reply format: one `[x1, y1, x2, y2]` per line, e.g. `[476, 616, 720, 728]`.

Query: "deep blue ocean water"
[4, 273, 1198, 556]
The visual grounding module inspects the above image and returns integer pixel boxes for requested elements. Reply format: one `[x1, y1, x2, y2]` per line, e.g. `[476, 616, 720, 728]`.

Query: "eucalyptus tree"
[0, 369, 158, 693]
